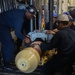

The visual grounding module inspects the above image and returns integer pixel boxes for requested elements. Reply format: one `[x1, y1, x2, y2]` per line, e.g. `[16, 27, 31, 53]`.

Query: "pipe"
[44, 0, 49, 23]
[49, 0, 53, 30]
[33, 0, 37, 31]
[38, 0, 42, 30]
[0, 0, 3, 12]
[59, 0, 63, 14]
[30, 0, 33, 32]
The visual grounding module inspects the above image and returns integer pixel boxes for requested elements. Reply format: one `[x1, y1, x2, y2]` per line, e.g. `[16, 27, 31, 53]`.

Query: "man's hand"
[45, 29, 59, 35]
[45, 30, 55, 34]
[53, 28, 59, 33]
[24, 37, 31, 44]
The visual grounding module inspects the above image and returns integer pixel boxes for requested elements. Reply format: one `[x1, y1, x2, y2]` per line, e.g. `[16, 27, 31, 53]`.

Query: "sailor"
[32, 14, 75, 75]
[0, 5, 36, 71]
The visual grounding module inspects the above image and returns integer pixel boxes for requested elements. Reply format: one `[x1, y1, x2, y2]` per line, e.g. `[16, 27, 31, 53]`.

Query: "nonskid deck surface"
[1, 63, 75, 75]
[0, 64, 44, 75]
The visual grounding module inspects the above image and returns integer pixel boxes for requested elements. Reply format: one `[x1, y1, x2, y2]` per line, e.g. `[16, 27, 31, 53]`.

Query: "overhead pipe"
[59, 0, 63, 14]
[38, 0, 42, 30]
[49, 0, 53, 30]
[62, 0, 68, 12]
[44, 0, 49, 23]
[0, 0, 17, 12]
[30, 0, 33, 32]
[33, 0, 37, 30]
[0, 0, 4, 12]
[13, 0, 19, 9]
[57, 0, 59, 15]
[2, 0, 6, 11]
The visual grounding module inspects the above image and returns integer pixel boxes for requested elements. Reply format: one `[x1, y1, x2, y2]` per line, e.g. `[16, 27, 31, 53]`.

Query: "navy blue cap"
[26, 5, 37, 16]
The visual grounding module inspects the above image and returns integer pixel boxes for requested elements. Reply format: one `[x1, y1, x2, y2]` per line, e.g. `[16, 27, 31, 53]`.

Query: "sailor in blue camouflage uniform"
[0, 5, 36, 70]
